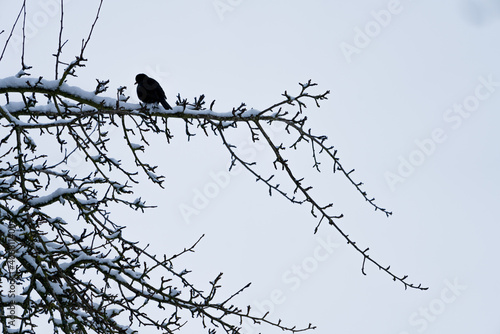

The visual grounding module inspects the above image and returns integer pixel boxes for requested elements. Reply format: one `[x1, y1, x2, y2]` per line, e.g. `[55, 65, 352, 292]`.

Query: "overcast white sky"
[1, 1, 500, 333]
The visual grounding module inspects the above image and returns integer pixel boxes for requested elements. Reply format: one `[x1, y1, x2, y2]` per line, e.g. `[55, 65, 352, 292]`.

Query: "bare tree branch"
[0, 2, 427, 334]
[54, 0, 66, 80]
[0, 2, 24, 63]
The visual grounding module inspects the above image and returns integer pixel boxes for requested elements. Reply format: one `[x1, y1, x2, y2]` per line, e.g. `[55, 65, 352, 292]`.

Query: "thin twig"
[0, 3, 24, 62]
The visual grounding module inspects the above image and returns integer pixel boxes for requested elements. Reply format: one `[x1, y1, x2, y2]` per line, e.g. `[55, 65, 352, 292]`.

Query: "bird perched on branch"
[135, 73, 172, 110]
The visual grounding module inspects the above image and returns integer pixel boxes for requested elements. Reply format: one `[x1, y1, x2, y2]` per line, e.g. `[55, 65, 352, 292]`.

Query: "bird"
[135, 73, 172, 110]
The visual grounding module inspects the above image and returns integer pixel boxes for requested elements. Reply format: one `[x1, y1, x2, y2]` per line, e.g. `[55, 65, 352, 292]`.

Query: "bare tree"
[0, 2, 427, 334]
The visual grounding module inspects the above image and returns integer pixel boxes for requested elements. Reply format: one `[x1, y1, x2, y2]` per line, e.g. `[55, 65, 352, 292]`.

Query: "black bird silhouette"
[135, 73, 172, 110]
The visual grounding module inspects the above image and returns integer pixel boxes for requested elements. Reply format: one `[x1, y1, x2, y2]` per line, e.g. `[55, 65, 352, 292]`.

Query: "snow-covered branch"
[0, 2, 427, 333]
[0, 72, 427, 334]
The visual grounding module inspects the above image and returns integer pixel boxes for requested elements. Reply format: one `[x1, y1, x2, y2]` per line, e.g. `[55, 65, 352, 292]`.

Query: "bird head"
[135, 73, 147, 85]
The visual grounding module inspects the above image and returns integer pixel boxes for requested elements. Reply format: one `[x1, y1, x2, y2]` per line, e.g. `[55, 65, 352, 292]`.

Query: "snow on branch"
[0, 5, 427, 331]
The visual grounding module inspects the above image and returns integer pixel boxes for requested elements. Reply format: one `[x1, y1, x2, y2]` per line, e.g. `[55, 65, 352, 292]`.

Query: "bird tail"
[161, 100, 172, 110]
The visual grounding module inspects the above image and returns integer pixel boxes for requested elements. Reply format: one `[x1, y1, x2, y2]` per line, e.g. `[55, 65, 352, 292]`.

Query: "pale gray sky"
[1, 1, 499, 333]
